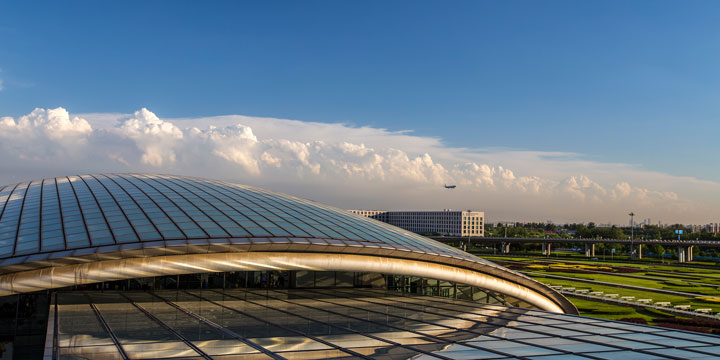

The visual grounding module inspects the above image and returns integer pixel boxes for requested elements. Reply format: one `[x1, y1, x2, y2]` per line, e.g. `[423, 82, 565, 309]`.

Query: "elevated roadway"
[429, 236, 720, 262]
[429, 236, 720, 247]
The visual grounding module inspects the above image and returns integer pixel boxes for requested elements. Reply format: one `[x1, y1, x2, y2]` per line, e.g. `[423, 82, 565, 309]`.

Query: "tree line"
[484, 222, 720, 259]
[486, 222, 720, 241]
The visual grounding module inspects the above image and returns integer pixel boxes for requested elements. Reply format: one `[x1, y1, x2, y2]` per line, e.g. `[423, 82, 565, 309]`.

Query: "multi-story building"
[349, 209, 484, 237]
[349, 209, 389, 222]
[706, 223, 720, 233]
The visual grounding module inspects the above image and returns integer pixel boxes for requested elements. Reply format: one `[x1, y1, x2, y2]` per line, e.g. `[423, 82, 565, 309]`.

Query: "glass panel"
[50, 286, 720, 360]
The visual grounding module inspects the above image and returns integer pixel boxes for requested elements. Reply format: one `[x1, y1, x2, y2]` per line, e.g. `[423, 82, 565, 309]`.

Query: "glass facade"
[0, 292, 49, 359]
[49, 287, 720, 360]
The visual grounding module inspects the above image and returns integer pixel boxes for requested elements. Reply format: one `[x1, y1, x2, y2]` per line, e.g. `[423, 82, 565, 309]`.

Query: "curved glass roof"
[0, 174, 577, 313]
[0, 174, 486, 265]
[55, 288, 720, 360]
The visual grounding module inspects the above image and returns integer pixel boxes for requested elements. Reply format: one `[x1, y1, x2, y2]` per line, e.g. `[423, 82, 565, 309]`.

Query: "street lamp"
[628, 212, 635, 260]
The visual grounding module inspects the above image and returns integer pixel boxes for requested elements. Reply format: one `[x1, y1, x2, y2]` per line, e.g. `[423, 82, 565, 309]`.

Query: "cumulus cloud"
[117, 108, 183, 166]
[0, 106, 718, 224]
[188, 124, 260, 174]
[0, 107, 92, 140]
[0, 108, 93, 163]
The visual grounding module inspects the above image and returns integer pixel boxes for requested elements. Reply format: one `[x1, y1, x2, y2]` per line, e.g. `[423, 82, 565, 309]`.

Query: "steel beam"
[0, 252, 573, 314]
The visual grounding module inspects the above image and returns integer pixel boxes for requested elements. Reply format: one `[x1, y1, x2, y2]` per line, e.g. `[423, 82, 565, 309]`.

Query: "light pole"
[628, 212, 635, 260]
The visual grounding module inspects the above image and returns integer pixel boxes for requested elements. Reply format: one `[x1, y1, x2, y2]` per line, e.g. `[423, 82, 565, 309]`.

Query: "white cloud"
[117, 108, 183, 166]
[0, 107, 718, 224]
[188, 124, 260, 174]
[0, 107, 92, 140]
[0, 108, 93, 163]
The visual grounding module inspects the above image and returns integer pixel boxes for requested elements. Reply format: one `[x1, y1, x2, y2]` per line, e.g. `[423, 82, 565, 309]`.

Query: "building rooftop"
[0, 173, 574, 313]
[54, 288, 720, 360]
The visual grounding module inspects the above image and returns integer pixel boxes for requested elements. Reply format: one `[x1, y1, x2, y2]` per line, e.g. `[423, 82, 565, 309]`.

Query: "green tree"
[649, 244, 665, 259]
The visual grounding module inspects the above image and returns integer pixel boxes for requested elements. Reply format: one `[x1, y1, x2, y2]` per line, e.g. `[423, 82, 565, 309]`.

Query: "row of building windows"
[350, 210, 485, 236]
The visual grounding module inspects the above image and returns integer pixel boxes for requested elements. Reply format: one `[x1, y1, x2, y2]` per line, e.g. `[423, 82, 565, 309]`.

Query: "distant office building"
[706, 223, 720, 233]
[350, 209, 389, 222]
[349, 209, 484, 236]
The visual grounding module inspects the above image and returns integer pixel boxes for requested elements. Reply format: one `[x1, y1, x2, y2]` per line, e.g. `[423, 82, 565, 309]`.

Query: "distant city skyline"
[2, 2, 720, 223]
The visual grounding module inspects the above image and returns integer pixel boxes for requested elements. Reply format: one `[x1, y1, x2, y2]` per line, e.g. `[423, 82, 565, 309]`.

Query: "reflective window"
[53, 288, 720, 360]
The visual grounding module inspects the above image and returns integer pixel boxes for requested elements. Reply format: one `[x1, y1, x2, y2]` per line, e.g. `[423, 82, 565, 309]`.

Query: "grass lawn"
[483, 255, 720, 284]
[469, 254, 720, 331]
[485, 255, 720, 310]
[529, 275, 720, 310]
[569, 297, 677, 324]
[532, 257, 720, 277]
[525, 267, 720, 294]
[481, 253, 720, 273]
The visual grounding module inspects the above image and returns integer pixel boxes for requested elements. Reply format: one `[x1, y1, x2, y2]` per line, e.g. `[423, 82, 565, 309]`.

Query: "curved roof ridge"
[0, 173, 576, 313]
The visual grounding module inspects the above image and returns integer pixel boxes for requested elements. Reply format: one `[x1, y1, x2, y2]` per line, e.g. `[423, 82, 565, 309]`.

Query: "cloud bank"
[0, 107, 717, 224]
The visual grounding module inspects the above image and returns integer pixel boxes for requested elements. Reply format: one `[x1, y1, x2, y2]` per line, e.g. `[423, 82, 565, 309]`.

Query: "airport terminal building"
[0, 174, 717, 359]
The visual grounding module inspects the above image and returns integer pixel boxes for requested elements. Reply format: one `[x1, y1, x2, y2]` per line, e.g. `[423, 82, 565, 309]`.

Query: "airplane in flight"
[444, 184, 457, 189]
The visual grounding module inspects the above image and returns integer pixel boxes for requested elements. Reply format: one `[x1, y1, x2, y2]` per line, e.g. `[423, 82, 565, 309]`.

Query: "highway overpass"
[429, 236, 720, 247]
[428, 236, 720, 262]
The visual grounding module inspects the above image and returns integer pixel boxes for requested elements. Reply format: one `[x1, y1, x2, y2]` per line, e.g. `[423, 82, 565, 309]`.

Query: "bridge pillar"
[677, 246, 686, 263]
[501, 242, 510, 254]
[584, 243, 591, 257]
[688, 246, 693, 262]
[637, 244, 642, 260]
[542, 242, 551, 256]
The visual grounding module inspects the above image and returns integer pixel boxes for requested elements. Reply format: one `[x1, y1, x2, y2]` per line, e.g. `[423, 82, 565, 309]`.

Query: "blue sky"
[1, 1, 719, 222]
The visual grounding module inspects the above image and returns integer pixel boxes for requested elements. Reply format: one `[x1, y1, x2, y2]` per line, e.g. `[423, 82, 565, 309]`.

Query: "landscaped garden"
[483, 255, 720, 334]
